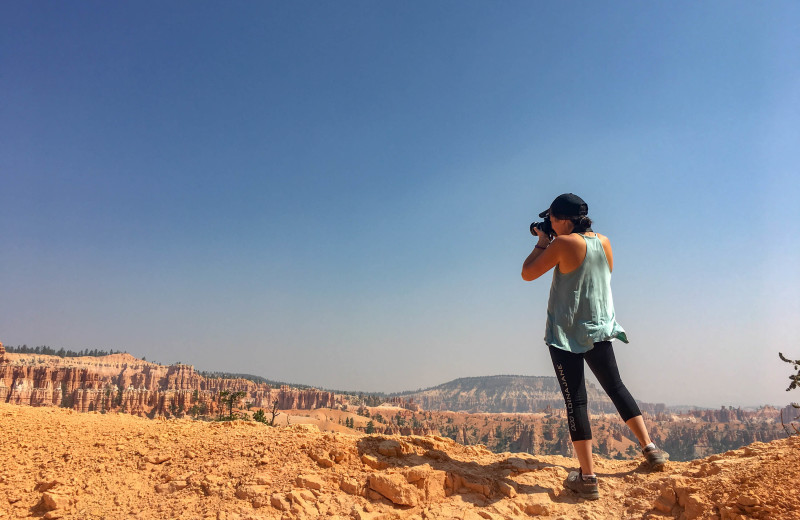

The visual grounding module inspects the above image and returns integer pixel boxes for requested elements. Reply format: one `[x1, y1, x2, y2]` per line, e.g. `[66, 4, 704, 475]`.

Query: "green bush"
[253, 409, 268, 424]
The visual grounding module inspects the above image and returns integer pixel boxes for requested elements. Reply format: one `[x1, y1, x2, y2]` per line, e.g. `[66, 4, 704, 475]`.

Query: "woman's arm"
[522, 236, 564, 281]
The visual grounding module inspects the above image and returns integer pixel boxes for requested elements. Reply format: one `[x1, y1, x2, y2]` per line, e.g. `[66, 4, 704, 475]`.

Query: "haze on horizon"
[2, 2, 799, 409]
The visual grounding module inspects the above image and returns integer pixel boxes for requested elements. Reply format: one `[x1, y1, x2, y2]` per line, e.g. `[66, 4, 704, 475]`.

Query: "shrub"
[253, 409, 268, 424]
[779, 353, 800, 436]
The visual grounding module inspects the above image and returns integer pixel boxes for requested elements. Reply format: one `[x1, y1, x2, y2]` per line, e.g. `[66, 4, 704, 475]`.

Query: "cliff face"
[0, 346, 342, 417]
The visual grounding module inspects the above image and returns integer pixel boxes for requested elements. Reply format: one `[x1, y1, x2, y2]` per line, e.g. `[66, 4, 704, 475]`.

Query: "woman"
[521, 193, 666, 500]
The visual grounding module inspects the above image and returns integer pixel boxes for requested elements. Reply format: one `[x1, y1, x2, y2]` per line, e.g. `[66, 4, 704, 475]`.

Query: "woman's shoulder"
[583, 231, 610, 242]
[552, 234, 587, 257]
[592, 232, 611, 245]
[554, 233, 612, 250]
[552, 234, 583, 248]
[557, 233, 604, 245]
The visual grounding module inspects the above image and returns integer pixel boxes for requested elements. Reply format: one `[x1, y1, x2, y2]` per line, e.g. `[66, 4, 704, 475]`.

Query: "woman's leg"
[584, 341, 651, 446]
[572, 439, 594, 476]
[549, 346, 594, 475]
[625, 416, 652, 448]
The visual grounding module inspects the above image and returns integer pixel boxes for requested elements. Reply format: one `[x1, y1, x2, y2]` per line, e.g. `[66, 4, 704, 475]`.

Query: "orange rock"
[40, 492, 71, 511]
[270, 493, 291, 511]
[360, 454, 388, 470]
[145, 455, 171, 464]
[681, 493, 706, 519]
[339, 476, 363, 496]
[368, 473, 421, 506]
[737, 495, 759, 507]
[296, 474, 325, 490]
[2, 388, 800, 520]
[653, 496, 674, 514]
[377, 440, 402, 457]
[234, 484, 269, 500]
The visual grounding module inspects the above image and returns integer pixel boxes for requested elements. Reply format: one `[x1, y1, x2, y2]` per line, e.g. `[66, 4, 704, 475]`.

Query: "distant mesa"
[394, 375, 667, 415]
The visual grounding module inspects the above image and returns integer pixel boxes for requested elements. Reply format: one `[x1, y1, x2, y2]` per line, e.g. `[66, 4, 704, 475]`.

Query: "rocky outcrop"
[7, 402, 799, 520]
[0, 353, 343, 418]
[272, 385, 340, 410]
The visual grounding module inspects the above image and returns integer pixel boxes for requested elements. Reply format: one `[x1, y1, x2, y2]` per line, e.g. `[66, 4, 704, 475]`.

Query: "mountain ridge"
[392, 374, 667, 415]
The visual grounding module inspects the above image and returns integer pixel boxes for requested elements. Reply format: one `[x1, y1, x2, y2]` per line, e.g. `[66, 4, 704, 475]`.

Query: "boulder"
[377, 440, 402, 457]
[296, 474, 325, 490]
[41, 492, 71, 511]
[368, 473, 421, 506]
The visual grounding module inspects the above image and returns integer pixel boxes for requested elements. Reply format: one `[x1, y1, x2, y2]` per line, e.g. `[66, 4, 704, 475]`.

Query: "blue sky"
[2, 2, 799, 408]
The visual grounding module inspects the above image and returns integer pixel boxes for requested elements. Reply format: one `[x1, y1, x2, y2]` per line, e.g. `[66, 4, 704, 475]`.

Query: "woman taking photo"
[521, 193, 666, 500]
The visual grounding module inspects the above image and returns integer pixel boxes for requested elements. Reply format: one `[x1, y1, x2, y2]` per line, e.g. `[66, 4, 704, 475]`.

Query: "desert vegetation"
[779, 352, 800, 436]
[4, 344, 126, 358]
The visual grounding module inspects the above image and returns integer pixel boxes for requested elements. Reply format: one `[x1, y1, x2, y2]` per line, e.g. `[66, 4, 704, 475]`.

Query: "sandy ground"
[1, 402, 798, 520]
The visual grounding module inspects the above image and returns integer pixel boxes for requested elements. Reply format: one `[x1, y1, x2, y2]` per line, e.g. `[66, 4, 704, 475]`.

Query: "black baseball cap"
[538, 193, 589, 218]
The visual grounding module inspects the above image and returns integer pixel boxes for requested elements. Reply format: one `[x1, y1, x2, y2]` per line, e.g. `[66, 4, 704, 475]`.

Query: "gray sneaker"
[564, 470, 600, 500]
[643, 445, 667, 471]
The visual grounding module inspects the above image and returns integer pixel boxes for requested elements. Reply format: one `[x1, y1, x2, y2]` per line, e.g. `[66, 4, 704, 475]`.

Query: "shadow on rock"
[355, 434, 575, 509]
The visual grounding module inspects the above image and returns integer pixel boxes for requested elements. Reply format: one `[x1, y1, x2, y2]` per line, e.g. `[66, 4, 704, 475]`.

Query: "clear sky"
[2, 2, 799, 408]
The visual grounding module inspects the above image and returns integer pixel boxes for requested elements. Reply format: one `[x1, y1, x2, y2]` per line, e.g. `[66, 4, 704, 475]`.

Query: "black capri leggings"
[549, 341, 641, 442]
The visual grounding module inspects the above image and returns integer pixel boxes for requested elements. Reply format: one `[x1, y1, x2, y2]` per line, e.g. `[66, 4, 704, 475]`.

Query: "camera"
[530, 213, 553, 238]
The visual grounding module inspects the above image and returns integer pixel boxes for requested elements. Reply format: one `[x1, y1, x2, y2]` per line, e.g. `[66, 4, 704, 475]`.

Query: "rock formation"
[2, 402, 798, 520]
[0, 351, 343, 418]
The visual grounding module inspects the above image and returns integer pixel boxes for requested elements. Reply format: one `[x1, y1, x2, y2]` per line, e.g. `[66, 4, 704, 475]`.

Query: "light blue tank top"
[545, 234, 628, 353]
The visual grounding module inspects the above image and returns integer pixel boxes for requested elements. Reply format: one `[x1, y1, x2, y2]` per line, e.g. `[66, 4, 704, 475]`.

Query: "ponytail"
[551, 211, 593, 233]
[571, 215, 593, 233]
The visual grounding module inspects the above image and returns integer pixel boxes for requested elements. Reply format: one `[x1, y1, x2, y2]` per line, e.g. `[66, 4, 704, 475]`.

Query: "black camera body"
[530, 215, 553, 238]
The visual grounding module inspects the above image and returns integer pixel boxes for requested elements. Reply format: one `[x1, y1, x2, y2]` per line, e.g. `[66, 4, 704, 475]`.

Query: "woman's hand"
[532, 225, 551, 246]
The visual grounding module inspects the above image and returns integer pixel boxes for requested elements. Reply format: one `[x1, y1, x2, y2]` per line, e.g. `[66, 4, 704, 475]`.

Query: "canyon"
[2, 402, 799, 520]
[1, 344, 792, 464]
[3, 344, 800, 519]
[0, 344, 341, 418]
